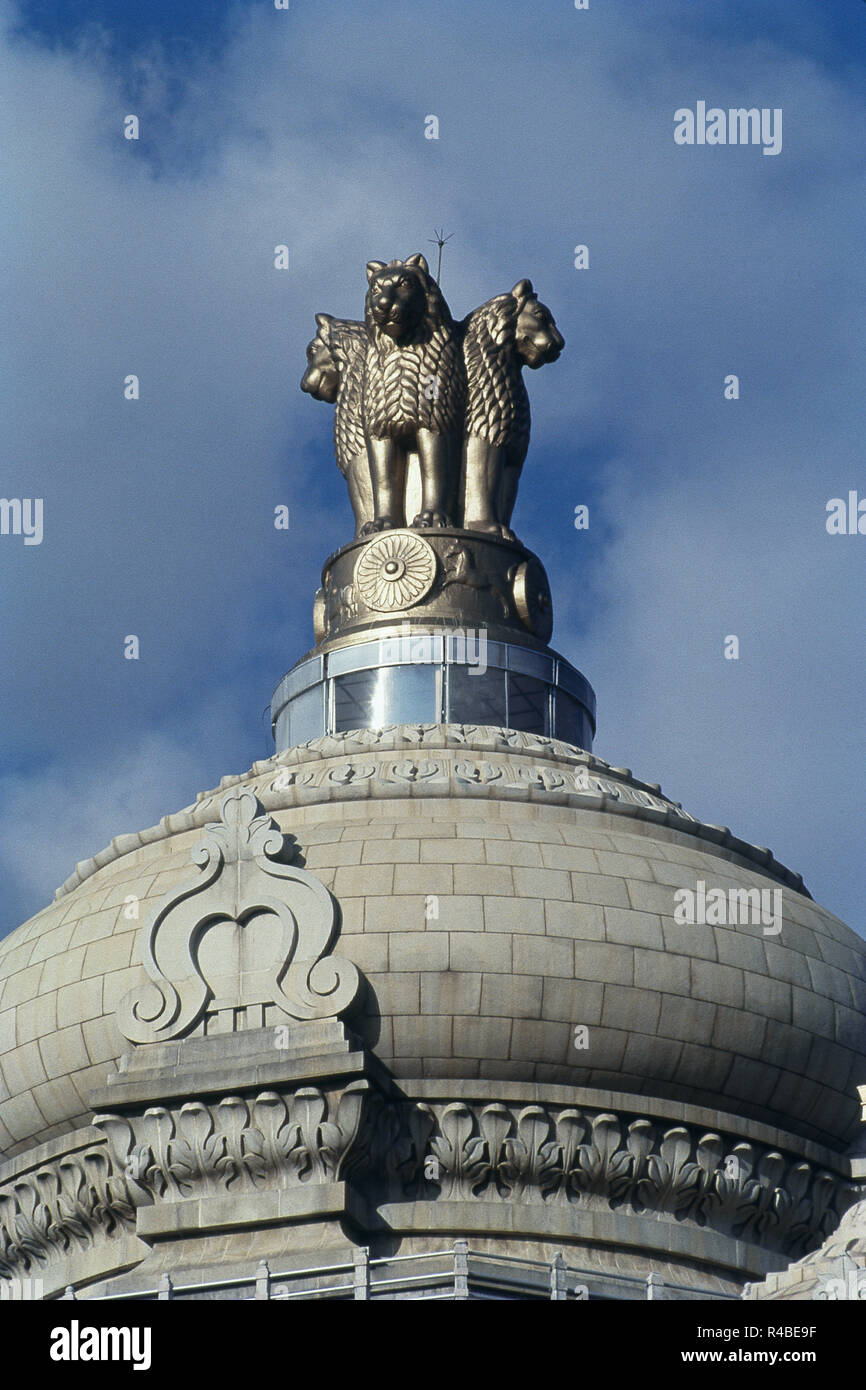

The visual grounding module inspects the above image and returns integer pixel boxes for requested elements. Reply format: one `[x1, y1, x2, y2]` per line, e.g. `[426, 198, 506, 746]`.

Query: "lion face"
[301, 319, 339, 402]
[514, 294, 565, 370]
[365, 255, 431, 342]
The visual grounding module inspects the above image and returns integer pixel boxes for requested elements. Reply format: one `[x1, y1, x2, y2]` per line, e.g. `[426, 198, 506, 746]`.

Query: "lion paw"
[359, 517, 398, 537]
[412, 511, 451, 529]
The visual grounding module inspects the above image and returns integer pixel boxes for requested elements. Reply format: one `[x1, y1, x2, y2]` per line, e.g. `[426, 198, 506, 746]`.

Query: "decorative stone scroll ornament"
[117, 790, 361, 1045]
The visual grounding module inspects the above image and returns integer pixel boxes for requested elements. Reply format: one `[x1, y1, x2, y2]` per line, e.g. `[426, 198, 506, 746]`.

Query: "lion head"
[511, 279, 565, 369]
[364, 253, 443, 343]
[301, 313, 340, 402]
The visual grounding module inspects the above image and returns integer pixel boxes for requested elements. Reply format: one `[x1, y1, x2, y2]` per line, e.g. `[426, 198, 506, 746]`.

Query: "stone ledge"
[0, 1122, 106, 1183]
[375, 1202, 785, 1280]
[90, 1047, 385, 1113]
[137, 1182, 350, 1239]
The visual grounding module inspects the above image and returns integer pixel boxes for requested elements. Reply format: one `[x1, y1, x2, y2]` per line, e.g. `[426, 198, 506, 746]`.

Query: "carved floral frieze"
[0, 1083, 367, 1280]
[0, 1090, 858, 1283]
[350, 1097, 858, 1257]
[0, 1142, 144, 1280]
[54, 725, 804, 901]
[96, 1083, 369, 1202]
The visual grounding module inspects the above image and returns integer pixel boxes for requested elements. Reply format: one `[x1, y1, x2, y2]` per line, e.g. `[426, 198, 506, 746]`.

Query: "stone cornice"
[52, 725, 808, 901]
[1, 1078, 859, 1290]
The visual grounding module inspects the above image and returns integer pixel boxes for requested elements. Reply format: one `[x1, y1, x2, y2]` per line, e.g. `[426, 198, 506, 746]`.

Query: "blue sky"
[1, 0, 864, 938]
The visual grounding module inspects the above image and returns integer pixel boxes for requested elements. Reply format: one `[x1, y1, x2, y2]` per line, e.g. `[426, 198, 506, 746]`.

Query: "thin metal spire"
[428, 227, 454, 285]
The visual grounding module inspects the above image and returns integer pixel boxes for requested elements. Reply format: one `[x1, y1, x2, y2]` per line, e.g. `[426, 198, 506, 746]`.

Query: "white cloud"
[0, 689, 255, 918]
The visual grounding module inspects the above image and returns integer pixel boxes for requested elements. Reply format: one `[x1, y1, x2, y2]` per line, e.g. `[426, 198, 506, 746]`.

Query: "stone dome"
[1, 725, 864, 1163]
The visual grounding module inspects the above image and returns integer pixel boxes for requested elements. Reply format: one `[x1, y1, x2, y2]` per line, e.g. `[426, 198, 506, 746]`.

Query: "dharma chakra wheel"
[354, 530, 437, 612]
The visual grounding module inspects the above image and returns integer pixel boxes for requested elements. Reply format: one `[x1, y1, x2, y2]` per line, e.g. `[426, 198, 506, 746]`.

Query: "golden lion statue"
[301, 263, 564, 545]
[460, 279, 564, 539]
[361, 254, 465, 533]
[300, 313, 371, 538]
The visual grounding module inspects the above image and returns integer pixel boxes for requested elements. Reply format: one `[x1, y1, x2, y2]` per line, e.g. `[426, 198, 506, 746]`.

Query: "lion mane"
[301, 312, 366, 477]
[459, 279, 564, 534]
[361, 255, 465, 440]
[463, 282, 535, 459]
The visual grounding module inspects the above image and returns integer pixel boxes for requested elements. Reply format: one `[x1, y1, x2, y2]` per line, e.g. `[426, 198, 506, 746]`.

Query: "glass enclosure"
[333, 665, 438, 732]
[272, 638, 595, 752]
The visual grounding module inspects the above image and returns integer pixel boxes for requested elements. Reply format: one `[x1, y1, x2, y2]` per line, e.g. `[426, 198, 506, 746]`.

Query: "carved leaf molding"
[411, 1101, 857, 1255]
[0, 1083, 369, 1280]
[0, 1139, 145, 1279]
[1, 1092, 859, 1283]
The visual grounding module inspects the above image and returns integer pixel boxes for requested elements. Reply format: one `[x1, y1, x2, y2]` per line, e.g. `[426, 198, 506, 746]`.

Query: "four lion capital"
[301, 254, 563, 541]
